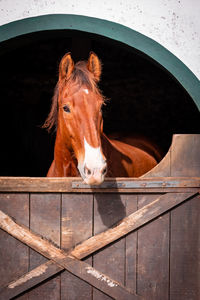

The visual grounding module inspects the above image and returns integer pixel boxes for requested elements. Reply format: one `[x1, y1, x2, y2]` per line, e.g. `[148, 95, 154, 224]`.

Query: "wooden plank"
[61, 194, 93, 251]
[0, 261, 63, 300]
[0, 193, 29, 300]
[72, 178, 200, 189]
[170, 194, 200, 299]
[61, 256, 138, 300]
[28, 193, 61, 300]
[0, 209, 140, 300]
[61, 271, 93, 300]
[72, 192, 197, 259]
[0, 177, 74, 192]
[125, 195, 138, 291]
[0, 192, 197, 299]
[93, 194, 126, 299]
[0, 177, 199, 193]
[61, 194, 93, 300]
[137, 195, 169, 300]
[171, 134, 200, 176]
[1, 260, 136, 300]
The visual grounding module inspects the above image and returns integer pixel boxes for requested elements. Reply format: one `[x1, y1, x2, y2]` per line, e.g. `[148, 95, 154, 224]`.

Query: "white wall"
[0, 0, 200, 79]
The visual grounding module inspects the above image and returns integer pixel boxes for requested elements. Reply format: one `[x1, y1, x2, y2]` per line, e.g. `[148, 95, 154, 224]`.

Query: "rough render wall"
[0, 0, 200, 79]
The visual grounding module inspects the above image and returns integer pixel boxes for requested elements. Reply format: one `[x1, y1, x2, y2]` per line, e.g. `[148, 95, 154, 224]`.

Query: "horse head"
[56, 52, 107, 185]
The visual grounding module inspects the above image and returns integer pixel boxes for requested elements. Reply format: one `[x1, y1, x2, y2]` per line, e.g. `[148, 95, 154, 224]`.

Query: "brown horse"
[43, 52, 161, 185]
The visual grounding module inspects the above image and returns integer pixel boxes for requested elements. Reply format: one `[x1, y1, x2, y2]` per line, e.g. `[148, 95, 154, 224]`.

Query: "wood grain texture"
[61, 193, 93, 300]
[171, 134, 200, 176]
[170, 194, 200, 300]
[0, 191, 198, 299]
[0, 208, 139, 300]
[29, 193, 61, 300]
[137, 194, 169, 300]
[1, 191, 196, 299]
[0, 261, 63, 300]
[0, 193, 29, 300]
[93, 194, 126, 300]
[125, 195, 138, 292]
[72, 192, 196, 259]
[0, 177, 199, 193]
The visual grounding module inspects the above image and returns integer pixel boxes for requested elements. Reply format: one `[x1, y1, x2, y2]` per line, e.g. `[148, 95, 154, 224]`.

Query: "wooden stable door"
[0, 178, 199, 300]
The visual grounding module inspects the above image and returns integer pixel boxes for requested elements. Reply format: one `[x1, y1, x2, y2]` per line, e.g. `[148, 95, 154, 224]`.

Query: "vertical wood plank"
[61, 193, 93, 300]
[125, 195, 138, 292]
[93, 193, 126, 300]
[0, 193, 29, 300]
[170, 195, 200, 300]
[29, 193, 61, 300]
[137, 194, 169, 300]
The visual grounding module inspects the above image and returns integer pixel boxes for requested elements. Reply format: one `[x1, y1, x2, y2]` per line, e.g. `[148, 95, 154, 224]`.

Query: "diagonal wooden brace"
[0, 192, 197, 299]
[0, 209, 141, 300]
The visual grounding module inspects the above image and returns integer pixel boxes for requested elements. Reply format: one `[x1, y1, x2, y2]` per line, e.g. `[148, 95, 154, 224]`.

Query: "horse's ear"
[87, 52, 102, 82]
[59, 52, 74, 81]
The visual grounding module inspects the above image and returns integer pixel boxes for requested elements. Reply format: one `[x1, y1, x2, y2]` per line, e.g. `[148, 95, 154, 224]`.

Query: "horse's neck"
[101, 132, 158, 177]
[101, 133, 131, 157]
[101, 133, 128, 177]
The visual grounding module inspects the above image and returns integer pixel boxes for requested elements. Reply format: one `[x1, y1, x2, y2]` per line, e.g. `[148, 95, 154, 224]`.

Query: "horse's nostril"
[84, 165, 91, 176]
[102, 166, 107, 175]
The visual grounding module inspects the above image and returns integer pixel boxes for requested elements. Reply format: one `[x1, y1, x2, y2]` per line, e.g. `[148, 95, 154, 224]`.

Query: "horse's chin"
[83, 176, 105, 186]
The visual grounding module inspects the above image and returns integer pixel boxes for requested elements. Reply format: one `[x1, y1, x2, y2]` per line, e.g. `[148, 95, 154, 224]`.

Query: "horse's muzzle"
[82, 163, 107, 185]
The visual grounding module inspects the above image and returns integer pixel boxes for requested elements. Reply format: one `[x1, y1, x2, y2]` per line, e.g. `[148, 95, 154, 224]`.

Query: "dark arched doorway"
[0, 16, 199, 176]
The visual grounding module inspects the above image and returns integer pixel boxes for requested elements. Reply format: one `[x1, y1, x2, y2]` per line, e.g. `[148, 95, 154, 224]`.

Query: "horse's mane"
[42, 82, 59, 132]
[43, 61, 103, 132]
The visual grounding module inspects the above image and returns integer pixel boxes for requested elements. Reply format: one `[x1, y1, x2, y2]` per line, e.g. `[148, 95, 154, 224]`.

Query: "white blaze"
[78, 137, 105, 180]
[83, 88, 89, 94]
[84, 137, 105, 169]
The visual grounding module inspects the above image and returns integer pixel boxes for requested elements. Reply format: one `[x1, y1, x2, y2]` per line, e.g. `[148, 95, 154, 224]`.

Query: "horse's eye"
[63, 105, 70, 113]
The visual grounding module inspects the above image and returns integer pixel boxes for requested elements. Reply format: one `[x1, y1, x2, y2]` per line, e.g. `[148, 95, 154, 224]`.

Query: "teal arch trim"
[0, 14, 200, 110]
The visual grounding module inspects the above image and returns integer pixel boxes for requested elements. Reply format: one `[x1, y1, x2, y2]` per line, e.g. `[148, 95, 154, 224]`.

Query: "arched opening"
[0, 16, 199, 176]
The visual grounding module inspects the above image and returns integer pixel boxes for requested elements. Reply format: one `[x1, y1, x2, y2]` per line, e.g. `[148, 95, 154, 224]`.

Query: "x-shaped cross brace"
[0, 192, 196, 300]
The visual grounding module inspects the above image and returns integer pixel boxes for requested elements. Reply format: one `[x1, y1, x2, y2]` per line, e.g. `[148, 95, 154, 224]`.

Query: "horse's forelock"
[70, 61, 97, 92]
